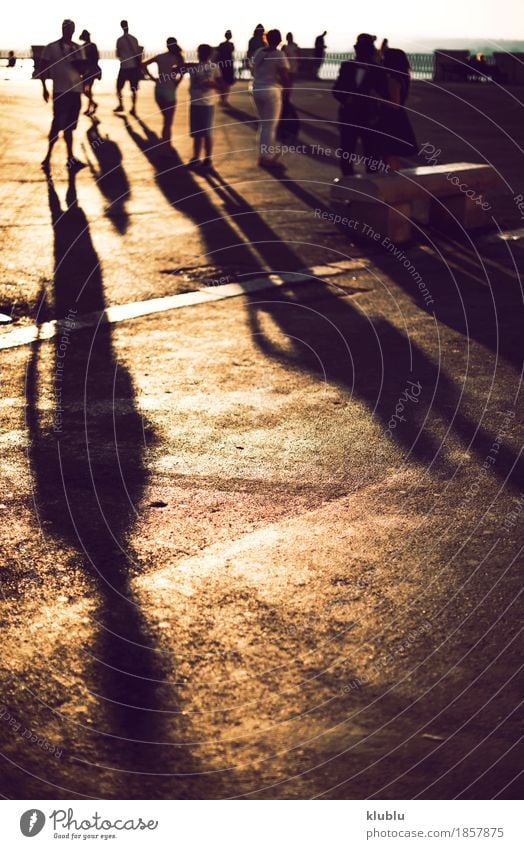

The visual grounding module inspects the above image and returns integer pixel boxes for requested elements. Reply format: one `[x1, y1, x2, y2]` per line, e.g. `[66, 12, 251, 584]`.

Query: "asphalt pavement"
[0, 74, 522, 799]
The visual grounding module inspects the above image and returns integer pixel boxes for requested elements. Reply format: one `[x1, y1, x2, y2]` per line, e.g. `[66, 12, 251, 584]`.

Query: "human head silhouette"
[286, 32, 294, 43]
[354, 32, 376, 61]
[62, 19, 75, 41]
[120, 20, 129, 34]
[197, 43, 213, 63]
[383, 47, 410, 74]
[166, 36, 179, 54]
[79, 29, 90, 42]
[266, 29, 282, 49]
[225, 30, 232, 40]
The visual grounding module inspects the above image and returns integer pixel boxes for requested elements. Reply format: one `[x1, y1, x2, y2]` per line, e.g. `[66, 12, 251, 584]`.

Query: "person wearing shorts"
[115, 20, 142, 115]
[38, 19, 86, 173]
[143, 37, 184, 149]
[186, 44, 221, 170]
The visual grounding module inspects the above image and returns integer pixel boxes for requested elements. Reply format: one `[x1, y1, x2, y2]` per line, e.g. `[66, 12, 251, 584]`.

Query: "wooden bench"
[330, 162, 501, 243]
[493, 52, 524, 85]
[433, 50, 470, 82]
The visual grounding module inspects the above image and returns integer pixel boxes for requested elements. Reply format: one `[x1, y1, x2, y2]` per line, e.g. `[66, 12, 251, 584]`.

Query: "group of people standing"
[243, 27, 416, 173]
[37, 20, 416, 177]
[37, 19, 232, 172]
[333, 32, 417, 174]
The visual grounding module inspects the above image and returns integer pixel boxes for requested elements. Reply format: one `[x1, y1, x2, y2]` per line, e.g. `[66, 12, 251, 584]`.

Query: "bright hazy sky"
[3, 0, 523, 51]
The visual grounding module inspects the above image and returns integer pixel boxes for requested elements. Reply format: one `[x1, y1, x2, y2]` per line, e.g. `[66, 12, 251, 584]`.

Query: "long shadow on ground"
[23, 170, 210, 798]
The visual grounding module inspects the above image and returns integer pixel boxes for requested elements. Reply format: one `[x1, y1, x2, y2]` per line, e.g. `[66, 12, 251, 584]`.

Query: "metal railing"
[8, 48, 437, 81]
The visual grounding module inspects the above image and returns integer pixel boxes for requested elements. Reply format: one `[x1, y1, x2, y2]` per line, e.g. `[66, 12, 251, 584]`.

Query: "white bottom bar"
[2, 799, 521, 848]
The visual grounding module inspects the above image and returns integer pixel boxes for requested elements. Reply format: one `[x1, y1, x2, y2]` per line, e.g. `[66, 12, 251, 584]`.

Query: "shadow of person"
[245, 163, 524, 490]
[119, 113, 264, 279]
[371, 228, 524, 370]
[123, 112, 316, 284]
[187, 168, 450, 471]
[199, 167, 308, 273]
[247, 285, 448, 469]
[85, 116, 130, 234]
[246, 277, 524, 489]
[24, 170, 182, 795]
[259, 147, 523, 373]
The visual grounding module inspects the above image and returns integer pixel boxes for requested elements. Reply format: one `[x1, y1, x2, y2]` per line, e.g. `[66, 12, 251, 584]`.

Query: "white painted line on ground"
[0, 262, 366, 351]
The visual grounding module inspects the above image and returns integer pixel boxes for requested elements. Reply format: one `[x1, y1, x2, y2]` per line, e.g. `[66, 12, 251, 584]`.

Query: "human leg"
[63, 95, 85, 169]
[83, 80, 94, 114]
[41, 113, 61, 170]
[115, 68, 125, 111]
[130, 70, 139, 115]
[338, 109, 359, 175]
[254, 88, 282, 160]
[163, 105, 175, 143]
[193, 136, 203, 162]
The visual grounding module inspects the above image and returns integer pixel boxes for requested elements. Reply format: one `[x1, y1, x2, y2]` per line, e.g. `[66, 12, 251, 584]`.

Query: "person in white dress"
[251, 29, 290, 170]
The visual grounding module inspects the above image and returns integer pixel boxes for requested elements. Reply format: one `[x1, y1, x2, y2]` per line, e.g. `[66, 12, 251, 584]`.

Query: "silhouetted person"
[7, 51, 16, 68]
[142, 37, 184, 149]
[283, 32, 300, 86]
[217, 30, 235, 106]
[247, 24, 266, 62]
[314, 30, 327, 77]
[379, 38, 389, 60]
[38, 19, 86, 173]
[314, 31, 327, 57]
[379, 47, 417, 170]
[252, 28, 290, 170]
[114, 19, 142, 115]
[333, 32, 388, 175]
[185, 43, 221, 170]
[79, 29, 101, 116]
[280, 33, 300, 142]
